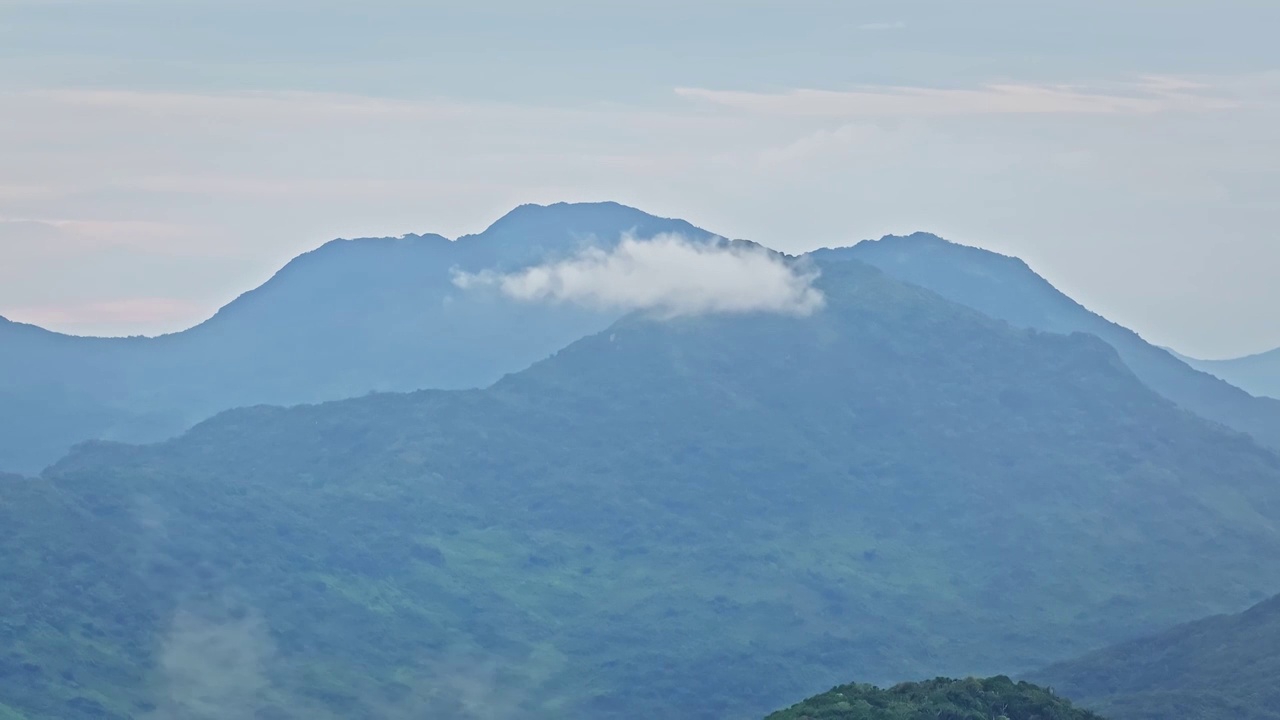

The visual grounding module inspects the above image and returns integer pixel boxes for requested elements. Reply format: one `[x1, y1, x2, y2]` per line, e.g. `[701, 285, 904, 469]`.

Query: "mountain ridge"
[816, 232, 1280, 453]
[1176, 347, 1280, 401]
[0, 202, 712, 474]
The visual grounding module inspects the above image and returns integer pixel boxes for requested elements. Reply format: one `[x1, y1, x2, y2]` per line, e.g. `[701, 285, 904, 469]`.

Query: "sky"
[1, 0, 1278, 358]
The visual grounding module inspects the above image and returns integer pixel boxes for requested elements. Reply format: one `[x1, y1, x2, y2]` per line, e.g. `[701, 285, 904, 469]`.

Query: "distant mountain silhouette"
[1175, 347, 1280, 401]
[7, 259, 1280, 720]
[0, 202, 712, 474]
[7, 211, 1279, 479]
[813, 233, 1280, 452]
[1035, 592, 1280, 720]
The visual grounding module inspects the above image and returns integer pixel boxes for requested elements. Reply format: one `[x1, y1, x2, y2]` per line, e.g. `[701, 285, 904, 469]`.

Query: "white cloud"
[453, 234, 825, 318]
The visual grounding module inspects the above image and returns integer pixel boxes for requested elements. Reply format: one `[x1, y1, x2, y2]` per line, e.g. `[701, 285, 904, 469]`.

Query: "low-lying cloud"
[453, 234, 824, 318]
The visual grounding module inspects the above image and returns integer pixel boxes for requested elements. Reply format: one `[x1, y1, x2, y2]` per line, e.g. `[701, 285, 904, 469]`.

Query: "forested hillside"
[5, 261, 1280, 719]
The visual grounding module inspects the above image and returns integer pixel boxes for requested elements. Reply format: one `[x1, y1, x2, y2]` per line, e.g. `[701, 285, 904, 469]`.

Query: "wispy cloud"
[453, 234, 824, 318]
[147, 606, 276, 720]
[676, 76, 1239, 117]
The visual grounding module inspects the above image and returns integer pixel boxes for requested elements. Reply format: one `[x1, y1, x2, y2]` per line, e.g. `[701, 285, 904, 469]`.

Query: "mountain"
[6, 259, 1280, 720]
[813, 233, 1280, 452]
[0, 202, 711, 475]
[1176, 347, 1280, 401]
[1034, 592, 1280, 720]
[764, 676, 1103, 720]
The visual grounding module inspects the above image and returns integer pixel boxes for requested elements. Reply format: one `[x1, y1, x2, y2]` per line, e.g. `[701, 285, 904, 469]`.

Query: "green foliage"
[766, 676, 1103, 720]
[1034, 593, 1280, 720]
[5, 261, 1280, 719]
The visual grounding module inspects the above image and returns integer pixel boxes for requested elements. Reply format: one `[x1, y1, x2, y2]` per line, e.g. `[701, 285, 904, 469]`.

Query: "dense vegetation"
[5, 260, 1280, 719]
[0, 202, 703, 474]
[1034, 592, 1280, 720]
[766, 677, 1103, 720]
[819, 233, 1280, 451]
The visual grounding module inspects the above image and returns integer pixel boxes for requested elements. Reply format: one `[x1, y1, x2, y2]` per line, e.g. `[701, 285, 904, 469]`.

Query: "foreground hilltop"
[766, 677, 1103, 720]
[7, 259, 1280, 719]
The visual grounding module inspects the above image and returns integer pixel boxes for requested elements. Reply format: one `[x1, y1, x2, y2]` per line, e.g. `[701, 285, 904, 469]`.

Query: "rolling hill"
[5, 259, 1280, 719]
[1035, 592, 1280, 720]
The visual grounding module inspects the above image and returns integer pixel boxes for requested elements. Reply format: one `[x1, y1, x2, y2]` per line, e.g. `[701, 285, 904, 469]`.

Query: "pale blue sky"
[2, 0, 1279, 357]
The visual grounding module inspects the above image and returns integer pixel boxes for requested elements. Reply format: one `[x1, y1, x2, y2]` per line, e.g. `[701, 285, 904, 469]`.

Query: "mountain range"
[6, 202, 1280, 719]
[6, 204, 1279, 477]
[6, 245, 1280, 719]
[0, 203, 709, 474]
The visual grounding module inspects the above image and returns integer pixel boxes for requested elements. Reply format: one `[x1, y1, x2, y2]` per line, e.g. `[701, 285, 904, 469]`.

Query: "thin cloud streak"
[675, 77, 1240, 117]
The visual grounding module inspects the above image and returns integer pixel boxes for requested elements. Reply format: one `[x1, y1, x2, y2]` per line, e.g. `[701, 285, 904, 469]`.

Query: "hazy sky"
[2, 0, 1278, 357]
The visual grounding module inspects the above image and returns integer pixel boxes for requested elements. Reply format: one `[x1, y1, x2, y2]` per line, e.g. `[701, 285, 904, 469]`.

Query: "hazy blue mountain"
[813, 233, 1280, 451]
[1175, 347, 1280, 401]
[6, 260, 1280, 720]
[0, 202, 712, 474]
[765, 676, 1104, 720]
[1034, 592, 1280, 720]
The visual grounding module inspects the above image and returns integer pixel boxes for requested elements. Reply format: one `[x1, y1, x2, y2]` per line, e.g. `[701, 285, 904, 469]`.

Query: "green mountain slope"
[6, 261, 1280, 719]
[815, 234, 1280, 452]
[765, 677, 1103, 720]
[1034, 593, 1280, 720]
[0, 202, 708, 474]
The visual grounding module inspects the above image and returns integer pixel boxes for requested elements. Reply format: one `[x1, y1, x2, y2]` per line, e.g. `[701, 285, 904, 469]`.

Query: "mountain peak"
[855, 232, 1026, 265]
[470, 201, 710, 243]
[874, 231, 952, 245]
